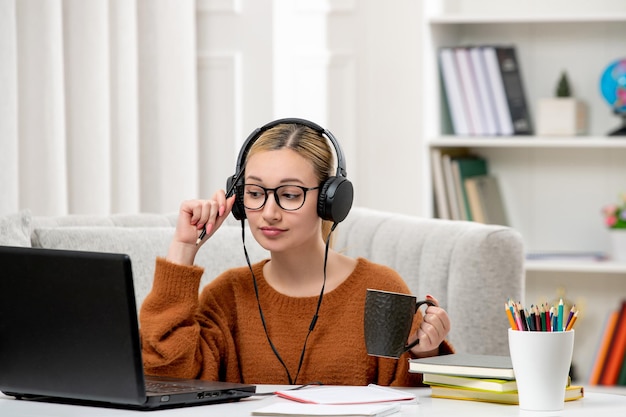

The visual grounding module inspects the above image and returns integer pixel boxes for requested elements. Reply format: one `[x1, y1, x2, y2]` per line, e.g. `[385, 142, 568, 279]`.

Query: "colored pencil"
[505, 302, 517, 330]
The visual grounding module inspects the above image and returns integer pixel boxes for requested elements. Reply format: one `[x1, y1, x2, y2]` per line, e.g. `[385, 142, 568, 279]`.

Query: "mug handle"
[403, 299, 437, 352]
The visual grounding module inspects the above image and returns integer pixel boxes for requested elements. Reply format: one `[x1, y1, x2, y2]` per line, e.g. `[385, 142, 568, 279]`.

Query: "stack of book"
[589, 299, 626, 386]
[439, 44, 532, 136]
[430, 149, 508, 224]
[409, 353, 584, 405]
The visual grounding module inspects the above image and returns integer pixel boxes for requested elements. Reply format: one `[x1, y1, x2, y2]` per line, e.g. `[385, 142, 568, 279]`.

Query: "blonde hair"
[245, 123, 336, 242]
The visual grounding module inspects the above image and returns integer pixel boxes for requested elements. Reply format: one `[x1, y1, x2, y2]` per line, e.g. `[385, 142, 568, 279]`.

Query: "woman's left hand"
[409, 294, 451, 357]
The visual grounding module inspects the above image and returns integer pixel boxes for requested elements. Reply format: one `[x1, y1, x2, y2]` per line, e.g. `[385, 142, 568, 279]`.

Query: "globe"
[600, 58, 626, 135]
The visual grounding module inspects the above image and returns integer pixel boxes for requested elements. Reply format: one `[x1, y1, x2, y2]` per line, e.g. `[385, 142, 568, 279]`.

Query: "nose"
[261, 190, 281, 220]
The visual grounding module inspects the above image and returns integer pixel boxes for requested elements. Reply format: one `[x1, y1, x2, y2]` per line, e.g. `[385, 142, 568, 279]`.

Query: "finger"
[425, 309, 450, 333]
[425, 294, 439, 306]
[195, 200, 219, 229]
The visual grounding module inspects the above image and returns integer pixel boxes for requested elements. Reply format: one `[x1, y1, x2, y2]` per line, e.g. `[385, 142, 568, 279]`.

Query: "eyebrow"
[245, 175, 306, 185]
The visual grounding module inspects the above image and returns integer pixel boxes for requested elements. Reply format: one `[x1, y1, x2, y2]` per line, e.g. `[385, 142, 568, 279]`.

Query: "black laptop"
[0, 246, 256, 410]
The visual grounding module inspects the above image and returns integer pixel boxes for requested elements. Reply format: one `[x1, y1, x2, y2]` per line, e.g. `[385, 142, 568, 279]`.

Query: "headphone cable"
[241, 220, 337, 385]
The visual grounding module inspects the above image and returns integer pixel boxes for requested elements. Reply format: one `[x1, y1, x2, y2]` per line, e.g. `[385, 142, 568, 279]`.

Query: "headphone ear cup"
[317, 177, 354, 223]
[226, 177, 246, 220]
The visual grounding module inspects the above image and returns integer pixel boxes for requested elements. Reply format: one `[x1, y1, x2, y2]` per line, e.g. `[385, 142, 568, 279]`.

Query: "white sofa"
[1, 207, 524, 356]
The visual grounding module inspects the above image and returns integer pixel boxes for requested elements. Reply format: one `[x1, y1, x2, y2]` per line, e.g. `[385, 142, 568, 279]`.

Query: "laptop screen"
[0, 246, 148, 405]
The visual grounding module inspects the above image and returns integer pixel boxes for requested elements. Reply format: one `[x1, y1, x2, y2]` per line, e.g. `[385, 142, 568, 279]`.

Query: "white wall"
[197, 0, 425, 216]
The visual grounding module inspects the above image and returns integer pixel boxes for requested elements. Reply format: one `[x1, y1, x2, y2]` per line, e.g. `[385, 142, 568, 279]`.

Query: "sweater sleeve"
[139, 258, 225, 380]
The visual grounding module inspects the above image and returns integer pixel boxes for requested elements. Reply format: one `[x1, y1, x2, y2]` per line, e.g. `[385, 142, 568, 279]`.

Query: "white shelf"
[525, 259, 626, 274]
[428, 14, 626, 24]
[428, 137, 626, 149]
[421, 0, 626, 385]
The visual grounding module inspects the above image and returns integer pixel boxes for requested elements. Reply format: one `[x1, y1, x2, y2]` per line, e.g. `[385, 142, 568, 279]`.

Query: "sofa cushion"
[31, 224, 268, 310]
[0, 210, 32, 247]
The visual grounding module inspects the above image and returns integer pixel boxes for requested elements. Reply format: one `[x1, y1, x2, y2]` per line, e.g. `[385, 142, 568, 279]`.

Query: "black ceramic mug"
[364, 289, 436, 358]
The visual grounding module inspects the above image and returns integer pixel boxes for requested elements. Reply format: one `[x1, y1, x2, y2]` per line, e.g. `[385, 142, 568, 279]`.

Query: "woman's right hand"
[166, 190, 236, 265]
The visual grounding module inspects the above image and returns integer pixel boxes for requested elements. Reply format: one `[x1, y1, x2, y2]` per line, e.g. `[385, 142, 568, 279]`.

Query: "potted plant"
[536, 71, 587, 136]
[602, 194, 626, 261]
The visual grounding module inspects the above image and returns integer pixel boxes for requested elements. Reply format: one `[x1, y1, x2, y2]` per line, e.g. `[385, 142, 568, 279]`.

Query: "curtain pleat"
[64, 0, 112, 214]
[0, 0, 19, 214]
[16, 0, 68, 215]
[1, 0, 198, 216]
[109, 0, 140, 213]
[137, 0, 198, 213]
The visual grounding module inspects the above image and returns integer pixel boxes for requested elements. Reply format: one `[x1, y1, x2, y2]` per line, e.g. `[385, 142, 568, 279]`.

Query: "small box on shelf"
[536, 98, 587, 136]
[536, 71, 587, 136]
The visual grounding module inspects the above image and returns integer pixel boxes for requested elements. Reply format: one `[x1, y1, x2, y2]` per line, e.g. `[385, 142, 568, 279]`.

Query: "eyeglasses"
[242, 184, 320, 211]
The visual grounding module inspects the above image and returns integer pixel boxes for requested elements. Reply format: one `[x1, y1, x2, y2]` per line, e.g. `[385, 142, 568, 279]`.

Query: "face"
[243, 148, 323, 253]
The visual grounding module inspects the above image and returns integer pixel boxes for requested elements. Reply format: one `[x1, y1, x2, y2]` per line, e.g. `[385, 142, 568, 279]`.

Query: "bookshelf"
[420, 0, 626, 383]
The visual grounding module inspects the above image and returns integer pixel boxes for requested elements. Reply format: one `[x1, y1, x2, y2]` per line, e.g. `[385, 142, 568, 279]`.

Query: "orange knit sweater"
[139, 257, 453, 386]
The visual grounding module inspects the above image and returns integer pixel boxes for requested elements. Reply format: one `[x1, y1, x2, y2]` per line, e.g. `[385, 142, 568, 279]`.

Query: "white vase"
[610, 229, 626, 262]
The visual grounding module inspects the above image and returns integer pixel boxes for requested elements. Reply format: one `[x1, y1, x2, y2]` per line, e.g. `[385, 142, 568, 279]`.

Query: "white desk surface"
[1, 386, 625, 417]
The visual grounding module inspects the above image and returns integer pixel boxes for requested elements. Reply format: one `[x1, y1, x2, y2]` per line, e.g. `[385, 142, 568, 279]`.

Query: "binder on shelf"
[482, 45, 532, 135]
[481, 46, 513, 135]
[454, 47, 485, 135]
[469, 47, 499, 135]
[439, 47, 470, 136]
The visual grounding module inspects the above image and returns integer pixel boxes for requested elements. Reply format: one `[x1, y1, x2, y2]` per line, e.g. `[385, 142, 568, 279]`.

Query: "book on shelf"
[589, 309, 620, 385]
[439, 47, 470, 136]
[599, 300, 626, 386]
[430, 148, 468, 220]
[429, 384, 584, 405]
[442, 153, 462, 220]
[451, 155, 488, 221]
[439, 44, 531, 136]
[464, 175, 509, 226]
[408, 353, 515, 380]
[423, 373, 517, 392]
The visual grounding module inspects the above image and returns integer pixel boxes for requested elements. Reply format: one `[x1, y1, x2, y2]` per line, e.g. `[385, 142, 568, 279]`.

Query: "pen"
[196, 170, 243, 245]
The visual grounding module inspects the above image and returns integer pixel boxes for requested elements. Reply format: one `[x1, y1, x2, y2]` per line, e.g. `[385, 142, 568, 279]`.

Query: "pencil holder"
[508, 329, 575, 411]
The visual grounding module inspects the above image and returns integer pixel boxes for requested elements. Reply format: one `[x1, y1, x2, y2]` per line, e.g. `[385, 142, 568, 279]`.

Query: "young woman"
[139, 119, 452, 387]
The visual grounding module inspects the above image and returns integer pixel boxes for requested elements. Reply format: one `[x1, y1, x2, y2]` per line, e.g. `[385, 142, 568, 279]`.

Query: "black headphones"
[226, 118, 353, 224]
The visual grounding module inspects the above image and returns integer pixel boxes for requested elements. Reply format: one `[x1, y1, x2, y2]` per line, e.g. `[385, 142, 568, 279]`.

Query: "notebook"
[0, 245, 256, 410]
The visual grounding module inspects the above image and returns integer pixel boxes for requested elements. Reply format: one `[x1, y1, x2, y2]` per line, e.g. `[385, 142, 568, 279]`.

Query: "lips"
[260, 227, 286, 237]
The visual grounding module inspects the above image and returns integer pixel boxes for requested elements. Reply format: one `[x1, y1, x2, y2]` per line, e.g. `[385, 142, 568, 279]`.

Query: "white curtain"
[0, 0, 199, 216]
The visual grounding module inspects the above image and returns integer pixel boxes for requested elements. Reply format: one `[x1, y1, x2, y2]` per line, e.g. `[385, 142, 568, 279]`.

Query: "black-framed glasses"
[242, 184, 320, 211]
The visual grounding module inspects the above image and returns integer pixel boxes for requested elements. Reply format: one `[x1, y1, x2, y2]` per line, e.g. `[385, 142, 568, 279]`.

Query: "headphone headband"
[233, 118, 348, 179]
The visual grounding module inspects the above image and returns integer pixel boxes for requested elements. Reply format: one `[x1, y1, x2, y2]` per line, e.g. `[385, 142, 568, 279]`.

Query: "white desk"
[1, 387, 625, 417]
